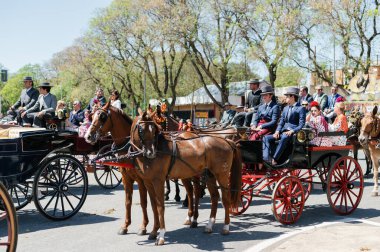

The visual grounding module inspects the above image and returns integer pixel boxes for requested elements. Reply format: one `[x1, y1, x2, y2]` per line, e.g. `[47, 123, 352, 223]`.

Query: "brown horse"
[347, 106, 372, 175]
[131, 111, 241, 245]
[84, 102, 159, 239]
[358, 105, 380, 196]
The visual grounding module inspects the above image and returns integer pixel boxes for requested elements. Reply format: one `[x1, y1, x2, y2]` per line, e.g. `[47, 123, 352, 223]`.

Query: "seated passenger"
[230, 105, 246, 128]
[78, 110, 91, 137]
[55, 100, 67, 119]
[69, 100, 85, 128]
[263, 87, 306, 165]
[21, 82, 57, 128]
[110, 90, 122, 109]
[87, 88, 106, 111]
[328, 102, 348, 146]
[250, 86, 280, 140]
[306, 101, 332, 146]
[220, 102, 236, 128]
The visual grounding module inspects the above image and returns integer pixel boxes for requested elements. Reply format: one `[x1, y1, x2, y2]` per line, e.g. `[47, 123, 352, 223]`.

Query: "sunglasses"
[302, 104, 308, 106]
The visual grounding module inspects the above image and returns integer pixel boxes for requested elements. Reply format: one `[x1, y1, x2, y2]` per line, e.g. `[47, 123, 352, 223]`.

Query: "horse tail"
[229, 144, 242, 209]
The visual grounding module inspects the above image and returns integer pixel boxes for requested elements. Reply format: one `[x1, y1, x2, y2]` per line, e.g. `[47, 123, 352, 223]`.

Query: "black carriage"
[233, 128, 364, 224]
[46, 117, 121, 189]
[0, 125, 88, 221]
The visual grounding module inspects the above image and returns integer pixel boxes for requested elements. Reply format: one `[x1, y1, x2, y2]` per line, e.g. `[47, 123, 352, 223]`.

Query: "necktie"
[287, 106, 293, 121]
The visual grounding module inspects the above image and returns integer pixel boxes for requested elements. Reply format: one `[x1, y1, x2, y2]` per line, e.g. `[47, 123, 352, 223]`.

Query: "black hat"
[23, 76, 33, 82]
[260, 85, 274, 95]
[284, 87, 300, 97]
[37, 82, 53, 88]
[248, 79, 260, 85]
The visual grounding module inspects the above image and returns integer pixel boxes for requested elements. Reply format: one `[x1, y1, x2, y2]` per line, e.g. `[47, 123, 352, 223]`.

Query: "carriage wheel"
[230, 180, 253, 216]
[3, 181, 33, 211]
[0, 182, 18, 252]
[33, 154, 88, 221]
[327, 156, 364, 215]
[94, 145, 122, 189]
[312, 153, 341, 189]
[289, 169, 313, 201]
[271, 176, 305, 225]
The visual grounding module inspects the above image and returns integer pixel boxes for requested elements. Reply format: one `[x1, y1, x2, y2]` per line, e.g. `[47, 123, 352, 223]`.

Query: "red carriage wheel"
[289, 169, 313, 201]
[327, 156, 364, 215]
[271, 176, 305, 224]
[230, 180, 253, 216]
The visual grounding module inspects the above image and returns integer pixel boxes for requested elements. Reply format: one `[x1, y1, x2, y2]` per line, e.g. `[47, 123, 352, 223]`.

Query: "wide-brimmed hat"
[248, 79, 260, 85]
[37, 82, 53, 88]
[23, 76, 33, 82]
[235, 105, 245, 109]
[284, 87, 300, 97]
[224, 102, 232, 107]
[260, 85, 274, 95]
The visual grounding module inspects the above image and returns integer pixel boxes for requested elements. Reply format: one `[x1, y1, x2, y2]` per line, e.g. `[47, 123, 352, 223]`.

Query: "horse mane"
[109, 106, 133, 125]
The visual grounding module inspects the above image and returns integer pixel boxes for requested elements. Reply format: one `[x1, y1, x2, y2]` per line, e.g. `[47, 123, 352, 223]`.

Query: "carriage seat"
[0, 127, 46, 139]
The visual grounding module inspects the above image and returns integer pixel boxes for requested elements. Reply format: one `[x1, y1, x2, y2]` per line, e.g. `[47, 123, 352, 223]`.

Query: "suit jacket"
[298, 94, 313, 104]
[13, 88, 39, 110]
[245, 89, 262, 111]
[313, 93, 328, 111]
[252, 101, 280, 130]
[26, 93, 57, 115]
[276, 103, 306, 133]
[69, 109, 85, 127]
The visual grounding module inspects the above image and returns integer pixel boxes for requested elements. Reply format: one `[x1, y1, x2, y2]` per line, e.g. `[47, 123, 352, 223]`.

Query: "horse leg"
[181, 178, 194, 226]
[213, 172, 231, 235]
[145, 180, 160, 240]
[370, 149, 379, 196]
[136, 178, 149, 236]
[174, 179, 181, 202]
[363, 147, 373, 176]
[191, 176, 201, 228]
[150, 179, 167, 245]
[204, 175, 219, 234]
[117, 170, 133, 235]
[165, 179, 170, 201]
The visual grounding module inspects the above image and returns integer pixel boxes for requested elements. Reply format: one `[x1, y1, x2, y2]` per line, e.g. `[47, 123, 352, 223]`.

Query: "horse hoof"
[371, 191, 379, 197]
[148, 233, 157, 240]
[155, 237, 165, 245]
[184, 220, 191, 225]
[137, 229, 147, 236]
[175, 195, 181, 202]
[221, 229, 229, 235]
[190, 221, 198, 228]
[204, 227, 212, 233]
[117, 228, 128, 235]
[165, 195, 169, 201]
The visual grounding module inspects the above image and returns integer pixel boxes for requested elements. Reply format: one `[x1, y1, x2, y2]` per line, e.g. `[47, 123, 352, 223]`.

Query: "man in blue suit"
[250, 85, 280, 140]
[7, 76, 39, 125]
[263, 87, 306, 165]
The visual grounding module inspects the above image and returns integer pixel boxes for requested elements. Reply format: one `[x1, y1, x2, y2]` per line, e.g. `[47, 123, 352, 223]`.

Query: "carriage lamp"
[297, 130, 306, 143]
[308, 131, 315, 141]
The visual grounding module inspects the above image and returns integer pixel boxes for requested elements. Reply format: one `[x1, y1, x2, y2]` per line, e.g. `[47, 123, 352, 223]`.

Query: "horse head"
[131, 110, 161, 159]
[359, 105, 379, 146]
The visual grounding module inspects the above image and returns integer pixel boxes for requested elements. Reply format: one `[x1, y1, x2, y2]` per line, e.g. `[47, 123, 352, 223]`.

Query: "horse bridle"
[131, 118, 159, 156]
[361, 115, 379, 138]
[89, 109, 111, 139]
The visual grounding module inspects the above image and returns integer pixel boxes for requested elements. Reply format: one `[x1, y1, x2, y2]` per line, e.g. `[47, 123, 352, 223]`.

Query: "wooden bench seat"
[0, 127, 46, 139]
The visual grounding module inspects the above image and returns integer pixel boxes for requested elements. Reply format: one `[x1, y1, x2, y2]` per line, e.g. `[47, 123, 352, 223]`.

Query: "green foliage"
[274, 65, 306, 87]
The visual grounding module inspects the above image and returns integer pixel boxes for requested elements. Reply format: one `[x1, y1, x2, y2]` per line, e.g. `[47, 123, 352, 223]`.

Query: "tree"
[234, 0, 306, 87]
[274, 64, 306, 87]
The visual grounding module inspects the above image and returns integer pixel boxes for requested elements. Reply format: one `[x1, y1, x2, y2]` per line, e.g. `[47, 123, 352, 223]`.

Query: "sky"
[0, 0, 113, 73]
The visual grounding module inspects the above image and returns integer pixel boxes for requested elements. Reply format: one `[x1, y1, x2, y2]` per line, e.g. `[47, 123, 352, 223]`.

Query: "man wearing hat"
[263, 87, 306, 165]
[250, 85, 280, 141]
[313, 85, 328, 112]
[244, 79, 263, 127]
[21, 82, 57, 127]
[7, 76, 39, 124]
[220, 102, 236, 128]
[87, 87, 106, 111]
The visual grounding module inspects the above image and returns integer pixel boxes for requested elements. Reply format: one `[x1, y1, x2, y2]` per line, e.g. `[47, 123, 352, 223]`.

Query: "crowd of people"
[3, 76, 123, 138]
[218, 80, 348, 166]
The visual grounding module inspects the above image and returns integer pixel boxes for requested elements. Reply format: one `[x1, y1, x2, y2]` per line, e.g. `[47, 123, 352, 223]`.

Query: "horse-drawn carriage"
[0, 125, 88, 220]
[232, 128, 364, 224]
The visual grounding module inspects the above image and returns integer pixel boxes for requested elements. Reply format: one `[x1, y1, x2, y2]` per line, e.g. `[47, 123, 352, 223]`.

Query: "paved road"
[13, 153, 380, 252]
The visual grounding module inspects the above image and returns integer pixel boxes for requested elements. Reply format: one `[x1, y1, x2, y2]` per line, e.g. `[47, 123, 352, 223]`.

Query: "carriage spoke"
[60, 193, 65, 217]
[62, 159, 72, 180]
[43, 191, 58, 211]
[62, 193, 75, 211]
[65, 189, 83, 201]
[53, 192, 60, 216]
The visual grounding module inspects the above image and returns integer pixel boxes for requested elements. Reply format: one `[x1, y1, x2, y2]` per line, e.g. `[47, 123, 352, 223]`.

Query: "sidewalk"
[245, 219, 380, 252]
